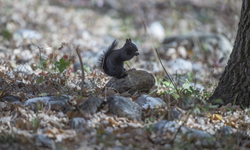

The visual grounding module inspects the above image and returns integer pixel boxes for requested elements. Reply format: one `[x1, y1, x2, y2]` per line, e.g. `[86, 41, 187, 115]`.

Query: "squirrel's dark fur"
[98, 38, 139, 79]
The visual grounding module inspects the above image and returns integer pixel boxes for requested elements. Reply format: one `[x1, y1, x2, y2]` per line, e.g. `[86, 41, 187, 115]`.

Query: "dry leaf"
[206, 112, 212, 118]
[212, 114, 223, 121]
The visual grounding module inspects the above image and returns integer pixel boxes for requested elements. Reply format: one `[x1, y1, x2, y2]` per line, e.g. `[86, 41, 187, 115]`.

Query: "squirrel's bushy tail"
[98, 40, 118, 74]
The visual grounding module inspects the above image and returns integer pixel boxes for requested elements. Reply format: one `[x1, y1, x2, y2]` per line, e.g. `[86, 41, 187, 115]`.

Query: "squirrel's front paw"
[121, 73, 127, 78]
[116, 72, 127, 79]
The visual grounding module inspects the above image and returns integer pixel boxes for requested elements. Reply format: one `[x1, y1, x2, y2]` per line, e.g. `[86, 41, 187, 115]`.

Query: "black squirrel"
[99, 38, 139, 79]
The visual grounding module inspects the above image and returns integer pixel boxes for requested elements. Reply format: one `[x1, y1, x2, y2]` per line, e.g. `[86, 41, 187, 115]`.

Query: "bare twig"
[155, 48, 180, 95]
[134, 4, 148, 35]
[134, 4, 159, 65]
[170, 111, 191, 143]
[134, 2, 179, 96]
[75, 45, 85, 97]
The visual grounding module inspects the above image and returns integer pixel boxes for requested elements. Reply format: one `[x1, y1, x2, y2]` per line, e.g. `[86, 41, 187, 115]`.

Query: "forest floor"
[1, 0, 249, 150]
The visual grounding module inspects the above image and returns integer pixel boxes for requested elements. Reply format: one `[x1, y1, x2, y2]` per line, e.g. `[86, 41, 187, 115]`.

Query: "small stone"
[24, 95, 72, 111]
[153, 120, 177, 134]
[182, 127, 214, 142]
[192, 62, 203, 72]
[69, 117, 87, 129]
[149, 21, 165, 41]
[15, 29, 42, 40]
[165, 58, 193, 74]
[165, 48, 177, 60]
[136, 94, 167, 110]
[216, 126, 233, 137]
[34, 134, 55, 149]
[140, 61, 161, 73]
[2, 95, 20, 103]
[167, 108, 181, 121]
[80, 97, 104, 114]
[177, 46, 187, 58]
[15, 64, 33, 75]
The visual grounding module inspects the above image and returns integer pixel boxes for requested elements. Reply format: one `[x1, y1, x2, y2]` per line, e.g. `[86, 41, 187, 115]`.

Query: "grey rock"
[164, 58, 193, 74]
[181, 127, 216, 148]
[106, 69, 155, 94]
[107, 95, 142, 121]
[80, 97, 104, 114]
[34, 134, 56, 150]
[69, 117, 87, 129]
[149, 21, 165, 41]
[177, 46, 187, 58]
[0, 46, 11, 55]
[15, 64, 33, 75]
[153, 120, 177, 134]
[24, 95, 72, 111]
[167, 108, 181, 121]
[15, 29, 42, 39]
[192, 62, 203, 72]
[153, 120, 216, 148]
[181, 127, 212, 138]
[190, 83, 205, 92]
[18, 50, 32, 62]
[2, 95, 20, 103]
[136, 94, 166, 110]
[140, 61, 161, 74]
[216, 126, 233, 137]
[113, 146, 125, 150]
[165, 48, 177, 60]
[77, 30, 91, 40]
[197, 117, 206, 125]
[164, 143, 172, 149]
[13, 29, 42, 46]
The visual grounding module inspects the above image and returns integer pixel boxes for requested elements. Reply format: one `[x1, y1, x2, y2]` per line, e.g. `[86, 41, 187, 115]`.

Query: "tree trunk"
[210, 0, 250, 107]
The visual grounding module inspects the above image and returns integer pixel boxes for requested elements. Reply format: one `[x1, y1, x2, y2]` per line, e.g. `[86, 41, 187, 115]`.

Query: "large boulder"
[107, 95, 142, 121]
[105, 69, 155, 94]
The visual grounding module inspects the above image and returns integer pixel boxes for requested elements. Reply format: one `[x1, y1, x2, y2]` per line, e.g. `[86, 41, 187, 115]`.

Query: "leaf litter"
[0, 0, 249, 149]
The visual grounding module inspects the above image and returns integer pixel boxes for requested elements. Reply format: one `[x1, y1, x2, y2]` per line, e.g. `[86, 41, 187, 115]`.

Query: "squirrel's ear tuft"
[126, 38, 132, 44]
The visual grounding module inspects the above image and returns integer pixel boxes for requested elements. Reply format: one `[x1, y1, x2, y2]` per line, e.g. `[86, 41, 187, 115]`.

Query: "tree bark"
[210, 0, 250, 107]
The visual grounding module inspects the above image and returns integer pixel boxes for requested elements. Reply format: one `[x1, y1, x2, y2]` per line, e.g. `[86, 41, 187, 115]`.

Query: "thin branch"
[155, 48, 179, 95]
[134, 2, 179, 95]
[170, 111, 191, 143]
[75, 45, 85, 97]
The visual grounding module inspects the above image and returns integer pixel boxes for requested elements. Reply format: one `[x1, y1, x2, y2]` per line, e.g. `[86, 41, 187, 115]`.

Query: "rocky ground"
[1, 0, 249, 149]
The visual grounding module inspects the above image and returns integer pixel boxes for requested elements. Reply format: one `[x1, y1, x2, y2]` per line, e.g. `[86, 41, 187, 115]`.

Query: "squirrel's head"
[121, 38, 139, 60]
